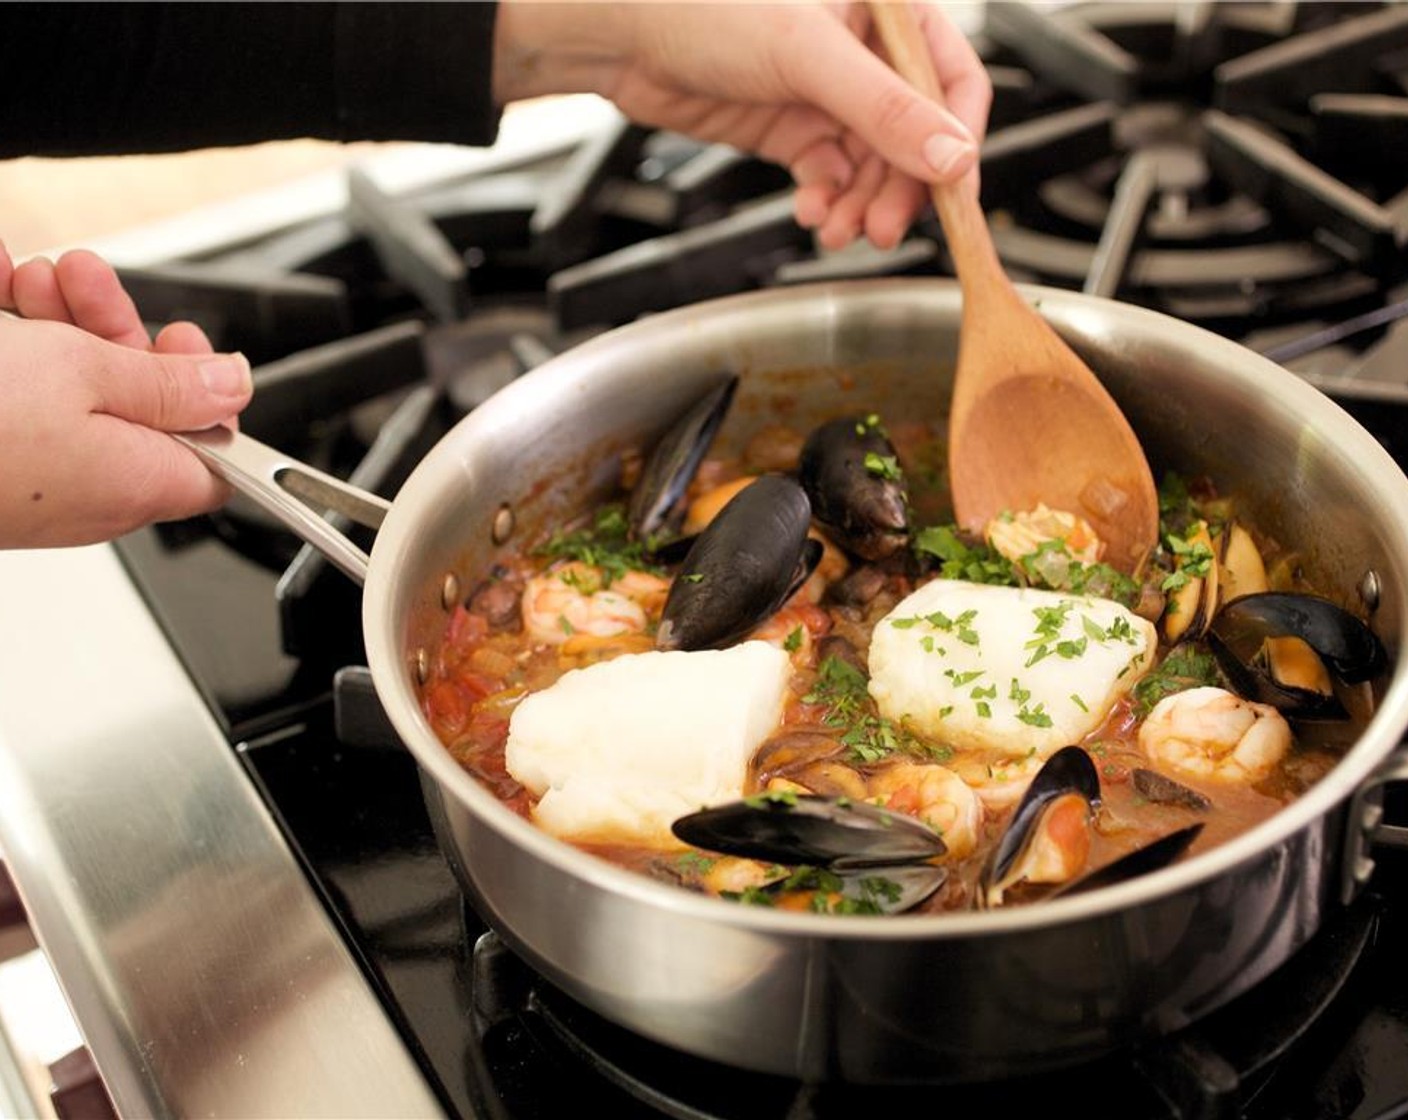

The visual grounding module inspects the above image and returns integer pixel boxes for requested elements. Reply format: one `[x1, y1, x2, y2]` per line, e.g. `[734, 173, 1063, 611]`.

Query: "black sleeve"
[0, 2, 502, 158]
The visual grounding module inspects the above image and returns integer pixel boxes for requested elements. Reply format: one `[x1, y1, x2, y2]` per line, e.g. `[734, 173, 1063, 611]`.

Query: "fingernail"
[923, 134, 977, 180]
[198, 353, 251, 398]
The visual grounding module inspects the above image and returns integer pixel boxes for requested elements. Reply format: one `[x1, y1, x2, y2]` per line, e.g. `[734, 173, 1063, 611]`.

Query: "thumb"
[778, 18, 977, 185]
[85, 341, 253, 432]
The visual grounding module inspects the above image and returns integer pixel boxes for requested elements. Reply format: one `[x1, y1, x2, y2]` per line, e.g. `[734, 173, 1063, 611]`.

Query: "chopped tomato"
[884, 785, 921, 816]
[792, 602, 832, 638]
[446, 605, 490, 649]
[453, 667, 499, 704]
[425, 678, 474, 738]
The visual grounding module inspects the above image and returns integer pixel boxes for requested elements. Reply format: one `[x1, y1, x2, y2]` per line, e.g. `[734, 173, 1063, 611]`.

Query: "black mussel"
[980, 746, 1101, 907]
[656, 474, 819, 651]
[628, 375, 738, 542]
[672, 792, 946, 870]
[1055, 824, 1204, 898]
[798, 415, 909, 561]
[1208, 592, 1386, 719]
[1132, 768, 1212, 811]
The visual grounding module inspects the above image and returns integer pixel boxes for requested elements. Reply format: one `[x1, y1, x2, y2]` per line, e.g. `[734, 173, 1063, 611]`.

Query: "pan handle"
[175, 427, 391, 585]
[1341, 743, 1408, 904]
[1369, 745, 1408, 849]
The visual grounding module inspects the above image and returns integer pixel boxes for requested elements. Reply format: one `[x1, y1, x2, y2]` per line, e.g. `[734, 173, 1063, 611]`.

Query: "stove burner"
[464, 889, 1386, 1119]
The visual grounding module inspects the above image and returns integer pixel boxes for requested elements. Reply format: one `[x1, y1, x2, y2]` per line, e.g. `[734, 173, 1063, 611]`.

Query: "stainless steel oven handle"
[175, 427, 390, 585]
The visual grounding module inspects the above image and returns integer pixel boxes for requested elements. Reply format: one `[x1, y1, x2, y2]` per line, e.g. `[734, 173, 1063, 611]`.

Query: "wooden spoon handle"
[867, 1, 1000, 287]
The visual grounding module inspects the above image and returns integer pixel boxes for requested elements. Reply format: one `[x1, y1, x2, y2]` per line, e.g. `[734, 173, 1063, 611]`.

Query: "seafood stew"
[418, 378, 1384, 917]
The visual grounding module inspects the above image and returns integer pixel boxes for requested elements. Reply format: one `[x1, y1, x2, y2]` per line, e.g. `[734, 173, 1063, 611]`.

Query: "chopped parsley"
[721, 867, 907, 916]
[1032, 600, 1077, 641]
[802, 655, 935, 764]
[783, 625, 803, 652]
[912, 524, 1017, 585]
[1167, 527, 1215, 572]
[1016, 703, 1053, 728]
[675, 851, 717, 875]
[1159, 471, 1197, 526]
[863, 452, 903, 481]
[1023, 600, 1093, 666]
[1105, 616, 1137, 644]
[744, 788, 800, 809]
[1131, 645, 1220, 716]
[722, 885, 778, 908]
[892, 608, 978, 646]
[537, 502, 665, 586]
[823, 875, 904, 916]
[1070, 693, 1089, 712]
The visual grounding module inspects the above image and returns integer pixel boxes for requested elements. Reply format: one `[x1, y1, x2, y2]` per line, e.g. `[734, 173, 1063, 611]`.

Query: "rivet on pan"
[441, 572, 461, 611]
[1359, 570, 1381, 613]
[413, 648, 429, 685]
[492, 503, 515, 545]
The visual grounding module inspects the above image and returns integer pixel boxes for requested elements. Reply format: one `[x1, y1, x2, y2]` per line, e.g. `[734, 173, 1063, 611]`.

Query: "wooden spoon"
[869, 2, 1159, 575]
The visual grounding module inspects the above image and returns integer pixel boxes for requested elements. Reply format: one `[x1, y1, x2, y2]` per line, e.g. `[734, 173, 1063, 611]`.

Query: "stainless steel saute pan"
[182, 279, 1408, 1083]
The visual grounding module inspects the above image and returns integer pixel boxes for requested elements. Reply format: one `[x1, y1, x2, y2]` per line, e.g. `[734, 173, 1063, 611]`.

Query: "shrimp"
[521, 562, 669, 646]
[866, 761, 983, 859]
[986, 503, 1104, 566]
[701, 856, 777, 896]
[1138, 685, 1291, 784]
[946, 750, 1047, 812]
[750, 602, 832, 665]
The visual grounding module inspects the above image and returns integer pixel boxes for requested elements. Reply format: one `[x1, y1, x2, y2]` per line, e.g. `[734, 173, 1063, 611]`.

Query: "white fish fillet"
[505, 641, 792, 846]
[868, 581, 1155, 758]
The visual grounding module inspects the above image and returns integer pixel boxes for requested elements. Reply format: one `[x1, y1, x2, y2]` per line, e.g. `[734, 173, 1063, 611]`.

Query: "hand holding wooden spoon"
[869, 2, 1159, 574]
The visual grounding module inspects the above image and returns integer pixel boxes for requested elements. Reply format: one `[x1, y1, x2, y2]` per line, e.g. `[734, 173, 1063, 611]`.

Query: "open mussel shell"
[1055, 824, 1205, 898]
[798, 415, 909, 561]
[980, 746, 1101, 905]
[1208, 592, 1386, 719]
[628, 374, 737, 543]
[672, 793, 947, 871]
[656, 474, 819, 651]
[749, 863, 948, 916]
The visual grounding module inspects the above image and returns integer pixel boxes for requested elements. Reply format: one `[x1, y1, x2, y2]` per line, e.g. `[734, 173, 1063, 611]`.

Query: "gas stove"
[3, 3, 1408, 1117]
